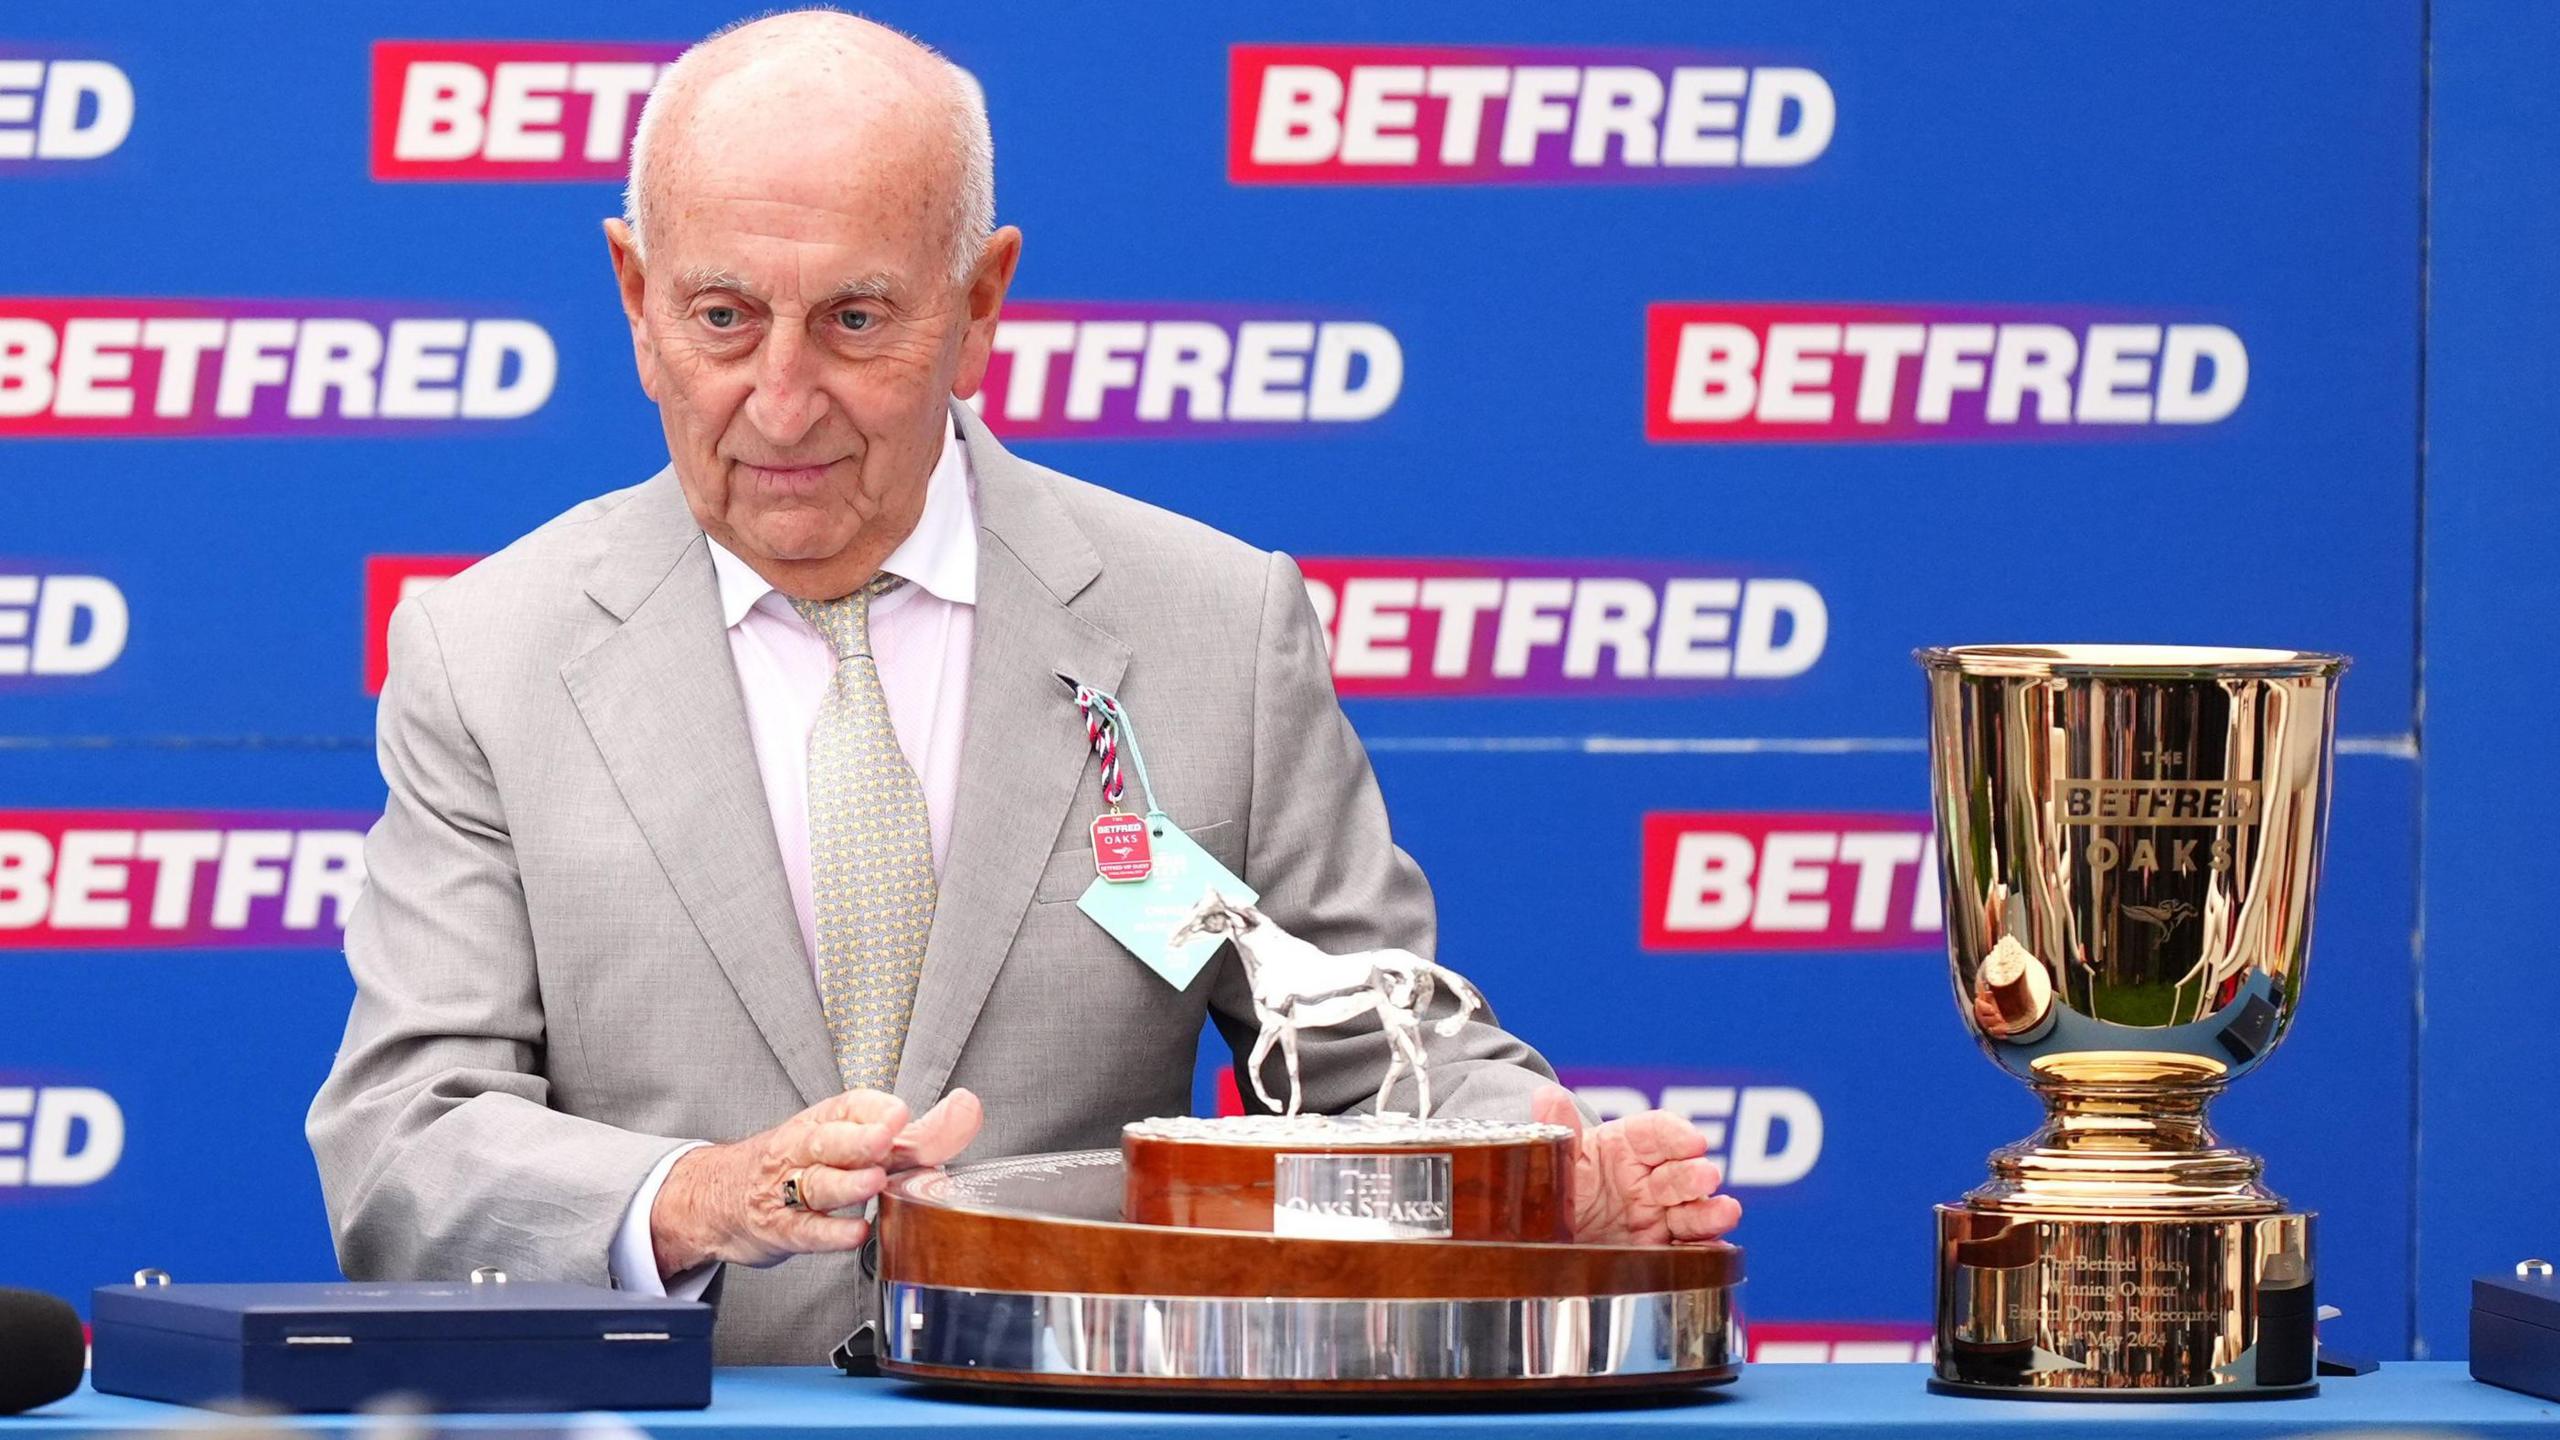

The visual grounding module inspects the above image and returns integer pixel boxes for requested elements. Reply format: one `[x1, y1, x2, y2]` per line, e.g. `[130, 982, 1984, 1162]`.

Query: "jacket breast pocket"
[1032, 818, 1235, 903]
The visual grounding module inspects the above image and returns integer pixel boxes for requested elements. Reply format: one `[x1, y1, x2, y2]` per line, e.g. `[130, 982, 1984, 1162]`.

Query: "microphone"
[0, 1289, 83, 1415]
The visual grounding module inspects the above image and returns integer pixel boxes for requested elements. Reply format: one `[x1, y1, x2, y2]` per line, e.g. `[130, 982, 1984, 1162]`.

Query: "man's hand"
[650, 1087, 982, 1281]
[1532, 1083, 1741, 1246]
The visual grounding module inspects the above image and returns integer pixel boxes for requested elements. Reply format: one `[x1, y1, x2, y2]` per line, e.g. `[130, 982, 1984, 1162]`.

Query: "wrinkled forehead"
[647, 56, 961, 296]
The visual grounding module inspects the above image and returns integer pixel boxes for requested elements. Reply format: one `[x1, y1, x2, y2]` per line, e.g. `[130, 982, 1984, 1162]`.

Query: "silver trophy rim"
[1914, 643, 2349, 679]
[880, 1281, 1738, 1387]
[1123, 1115, 1575, 1148]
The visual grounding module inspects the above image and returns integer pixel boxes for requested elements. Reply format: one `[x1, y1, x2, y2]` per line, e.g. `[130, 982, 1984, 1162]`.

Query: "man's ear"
[603, 218, 659, 403]
[950, 225, 1023, 402]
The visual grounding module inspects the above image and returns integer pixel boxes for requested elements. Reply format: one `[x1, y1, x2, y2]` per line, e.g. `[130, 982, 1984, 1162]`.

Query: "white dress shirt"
[609, 417, 979, 1296]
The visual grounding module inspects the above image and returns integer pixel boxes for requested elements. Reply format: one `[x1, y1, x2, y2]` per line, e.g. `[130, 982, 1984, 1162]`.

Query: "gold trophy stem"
[1968, 1077, 2282, 1218]
[2043, 1077, 2221, 1148]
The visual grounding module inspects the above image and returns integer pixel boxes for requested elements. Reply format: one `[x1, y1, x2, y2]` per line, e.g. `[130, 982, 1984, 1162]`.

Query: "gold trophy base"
[1933, 1205, 2317, 1399]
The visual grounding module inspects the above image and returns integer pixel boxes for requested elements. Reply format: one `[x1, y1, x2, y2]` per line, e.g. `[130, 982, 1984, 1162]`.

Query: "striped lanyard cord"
[1072, 682, 1162, 817]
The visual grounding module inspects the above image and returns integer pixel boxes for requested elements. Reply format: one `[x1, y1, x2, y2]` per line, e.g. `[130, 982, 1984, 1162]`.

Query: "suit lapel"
[560, 474, 844, 1109]
[894, 408, 1129, 1109]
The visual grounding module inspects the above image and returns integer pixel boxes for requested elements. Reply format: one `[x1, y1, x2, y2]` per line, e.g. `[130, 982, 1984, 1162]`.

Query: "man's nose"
[741, 325, 826, 447]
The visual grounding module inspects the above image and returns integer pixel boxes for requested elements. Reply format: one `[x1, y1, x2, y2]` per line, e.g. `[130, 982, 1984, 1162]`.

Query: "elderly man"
[308, 10, 1739, 1365]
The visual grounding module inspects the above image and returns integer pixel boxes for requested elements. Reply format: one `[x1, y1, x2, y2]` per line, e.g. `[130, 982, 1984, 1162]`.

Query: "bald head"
[599, 9, 1022, 605]
[624, 9, 994, 283]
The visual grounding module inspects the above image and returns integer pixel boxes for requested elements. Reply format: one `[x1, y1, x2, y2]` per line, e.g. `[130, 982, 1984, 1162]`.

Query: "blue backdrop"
[2, 0, 2523, 1364]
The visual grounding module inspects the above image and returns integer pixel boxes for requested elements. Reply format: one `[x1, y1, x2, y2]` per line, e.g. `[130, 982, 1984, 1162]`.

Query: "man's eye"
[835, 309, 875, 332]
[702, 306, 740, 329]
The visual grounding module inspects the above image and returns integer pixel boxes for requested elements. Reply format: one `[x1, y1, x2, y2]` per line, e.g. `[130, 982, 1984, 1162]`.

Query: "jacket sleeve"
[306, 598, 699, 1284]
[1209, 549, 1566, 1121]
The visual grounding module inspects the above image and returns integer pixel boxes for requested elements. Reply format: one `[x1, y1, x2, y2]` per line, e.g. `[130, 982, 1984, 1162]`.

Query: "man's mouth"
[736, 460, 838, 494]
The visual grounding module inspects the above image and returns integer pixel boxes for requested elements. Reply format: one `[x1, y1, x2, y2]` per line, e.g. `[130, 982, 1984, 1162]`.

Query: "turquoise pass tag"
[1078, 812, 1258, 990]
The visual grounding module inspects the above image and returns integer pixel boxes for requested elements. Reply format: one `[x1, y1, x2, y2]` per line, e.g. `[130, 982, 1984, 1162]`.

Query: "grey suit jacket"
[306, 406, 1563, 1364]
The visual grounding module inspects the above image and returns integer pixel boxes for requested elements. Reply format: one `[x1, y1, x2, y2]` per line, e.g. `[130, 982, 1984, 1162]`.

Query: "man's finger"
[789, 1162, 887, 1215]
[1619, 1110, 1710, 1166]
[890, 1088, 983, 1171]
[1641, 1155, 1725, 1209]
[1530, 1083, 1587, 1139]
[1665, 1195, 1743, 1242]
[805, 1120, 898, 1170]
[772, 1211, 872, 1256]
[815, 1088, 910, 1131]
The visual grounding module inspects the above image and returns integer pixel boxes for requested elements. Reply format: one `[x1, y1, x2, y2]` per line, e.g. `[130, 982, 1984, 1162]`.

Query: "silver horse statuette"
[1167, 890, 1484, 1119]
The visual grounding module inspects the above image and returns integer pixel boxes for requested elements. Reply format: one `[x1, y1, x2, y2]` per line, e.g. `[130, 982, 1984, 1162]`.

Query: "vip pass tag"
[1078, 813, 1258, 991]
[1091, 810, 1153, 882]
[1063, 677, 1255, 988]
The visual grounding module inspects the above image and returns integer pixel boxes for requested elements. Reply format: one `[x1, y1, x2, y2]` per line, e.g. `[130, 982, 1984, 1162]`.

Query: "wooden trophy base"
[1123, 1113, 1573, 1242]
[875, 1121, 1742, 1399]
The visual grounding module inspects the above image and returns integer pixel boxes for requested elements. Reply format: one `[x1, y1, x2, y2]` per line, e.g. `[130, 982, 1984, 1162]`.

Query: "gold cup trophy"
[1918, 645, 2345, 1398]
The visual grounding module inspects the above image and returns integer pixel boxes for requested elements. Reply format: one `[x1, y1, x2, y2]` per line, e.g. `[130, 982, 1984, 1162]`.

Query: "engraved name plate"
[1272, 1151, 1454, 1239]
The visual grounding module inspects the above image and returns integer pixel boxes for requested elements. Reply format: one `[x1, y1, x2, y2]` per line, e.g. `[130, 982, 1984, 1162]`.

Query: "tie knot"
[791, 573, 905, 662]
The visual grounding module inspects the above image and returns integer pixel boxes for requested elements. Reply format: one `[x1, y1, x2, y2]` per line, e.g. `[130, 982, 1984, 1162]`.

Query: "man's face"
[606, 79, 1016, 589]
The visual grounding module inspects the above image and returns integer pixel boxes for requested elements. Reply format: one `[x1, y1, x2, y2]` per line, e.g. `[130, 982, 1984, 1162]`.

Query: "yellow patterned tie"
[792, 574, 936, 1094]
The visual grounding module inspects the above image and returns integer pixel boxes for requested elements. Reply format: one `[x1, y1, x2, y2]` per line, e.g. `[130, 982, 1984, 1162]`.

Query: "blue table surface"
[18, 1364, 2560, 1439]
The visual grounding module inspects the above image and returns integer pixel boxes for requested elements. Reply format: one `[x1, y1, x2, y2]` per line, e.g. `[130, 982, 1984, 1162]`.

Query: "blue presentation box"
[2471, 1264, 2560, 1401]
[89, 1279, 714, 1413]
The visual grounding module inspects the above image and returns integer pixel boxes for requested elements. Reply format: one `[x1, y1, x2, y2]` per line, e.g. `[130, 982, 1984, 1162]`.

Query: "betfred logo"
[1562, 1069, 1823, 1187]
[0, 1085, 122, 1188]
[372, 42, 679, 180]
[1231, 46, 1832, 183]
[0, 813, 372, 948]
[1747, 1322, 1935, 1364]
[1642, 812, 1940, 952]
[979, 305, 1400, 437]
[1301, 561, 1824, 696]
[365, 556, 476, 694]
[1646, 305, 2248, 441]
[0, 60, 133, 162]
[0, 301, 555, 437]
[0, 573, 126, 679]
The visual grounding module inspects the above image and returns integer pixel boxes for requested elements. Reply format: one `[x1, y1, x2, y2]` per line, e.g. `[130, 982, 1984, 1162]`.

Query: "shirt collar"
[703, 413, 979, 628]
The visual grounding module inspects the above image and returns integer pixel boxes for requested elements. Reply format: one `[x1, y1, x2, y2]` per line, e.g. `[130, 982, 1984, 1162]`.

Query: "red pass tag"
[1091, 812, 1154, 882]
